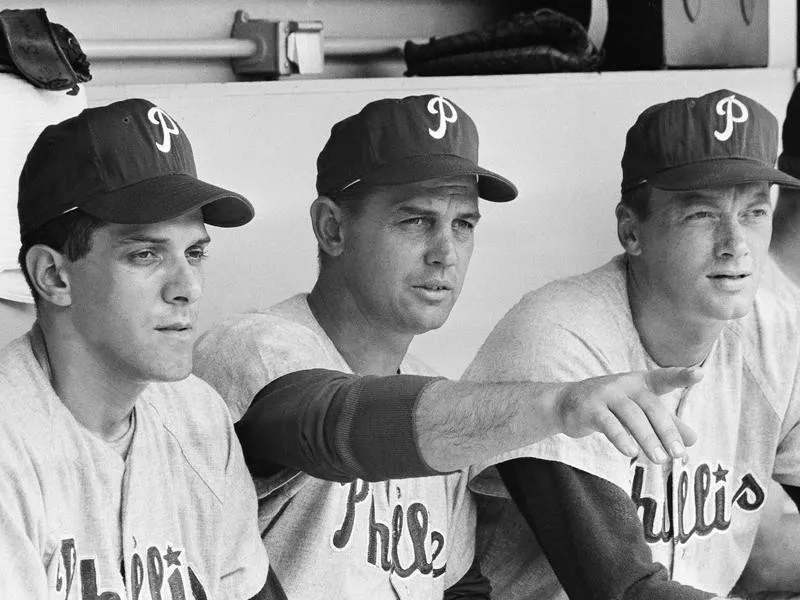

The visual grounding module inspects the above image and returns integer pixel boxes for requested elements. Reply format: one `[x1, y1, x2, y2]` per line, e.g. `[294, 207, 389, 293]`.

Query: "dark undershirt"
[497, 457, 800, 600]
[235, 368, 442, 481]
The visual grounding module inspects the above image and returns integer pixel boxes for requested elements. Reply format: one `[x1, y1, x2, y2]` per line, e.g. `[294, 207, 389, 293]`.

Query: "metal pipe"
[326, 38, 417, 57]
[81, 39, 259, 60]
[81, 37, 420, 61]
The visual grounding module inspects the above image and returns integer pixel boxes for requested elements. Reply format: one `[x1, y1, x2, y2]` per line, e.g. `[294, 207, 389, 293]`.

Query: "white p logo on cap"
[147, 106, 180, 153]
[714, 95, 749, 142]
[427, 96, 458, 140]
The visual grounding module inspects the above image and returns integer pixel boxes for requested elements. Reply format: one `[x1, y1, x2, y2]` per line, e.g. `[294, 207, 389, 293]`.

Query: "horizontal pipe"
[81, 39, 259, 60]
[326, 37, 419, 56]
[81, 37, 423, 61]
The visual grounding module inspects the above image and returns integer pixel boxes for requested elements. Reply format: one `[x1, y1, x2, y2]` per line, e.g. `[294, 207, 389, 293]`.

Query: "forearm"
[420, 366, 701, 472]
[498, 458, 715, 600]
[415, 379, 565, 472]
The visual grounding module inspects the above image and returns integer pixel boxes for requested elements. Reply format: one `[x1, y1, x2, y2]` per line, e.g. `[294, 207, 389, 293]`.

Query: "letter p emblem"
[427, 96, 458, 140]
[713, 95, 749, 142]
[147, 106, 181, 153]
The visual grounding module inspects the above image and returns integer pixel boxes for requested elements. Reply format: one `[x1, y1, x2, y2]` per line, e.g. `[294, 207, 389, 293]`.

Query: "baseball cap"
[621, 88, 800, 193]
[18, 98, 254, 239]
[316, 94, 518, 202]
[779, 83, 800, 179]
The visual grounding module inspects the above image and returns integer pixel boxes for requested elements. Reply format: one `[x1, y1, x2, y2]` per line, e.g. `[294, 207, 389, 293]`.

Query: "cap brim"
[355, 155, 518, 202]
[79, 173, 254, 227]
[644, 158, 800, 192]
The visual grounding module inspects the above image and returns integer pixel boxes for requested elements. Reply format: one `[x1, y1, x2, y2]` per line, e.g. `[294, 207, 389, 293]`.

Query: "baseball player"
[747, 80, 800, 597]
[194, 94, 704, 600]
[463, 89, 800, 599]
[771, 82, 800, 290]
[0, 99, 270, 599]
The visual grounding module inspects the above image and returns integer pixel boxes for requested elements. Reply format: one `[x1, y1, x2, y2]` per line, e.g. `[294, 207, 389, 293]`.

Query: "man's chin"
[140, 362, 193, 383]
[705, 298, 756, 322]
[406, 314, 452, 335]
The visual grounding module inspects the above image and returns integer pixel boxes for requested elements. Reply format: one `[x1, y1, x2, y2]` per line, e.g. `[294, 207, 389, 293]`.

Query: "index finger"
[644, 367, 704, 396]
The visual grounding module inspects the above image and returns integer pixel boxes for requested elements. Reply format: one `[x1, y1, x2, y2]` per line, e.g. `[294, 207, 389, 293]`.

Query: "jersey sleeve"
[498, 458, 716, 600]
[218, 405, 270, 600]
[0, 456, 49, 600]
[439, 470, 478, 589]
[463, 282, 634, 490]
[238, 369, 441, 482]
[194, 313, 331, 423]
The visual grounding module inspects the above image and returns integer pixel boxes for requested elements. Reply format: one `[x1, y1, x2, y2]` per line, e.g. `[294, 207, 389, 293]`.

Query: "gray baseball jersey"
[194, 294, 476, 600]
[0, 330, 268, 600]
[464, 255, 800, 598]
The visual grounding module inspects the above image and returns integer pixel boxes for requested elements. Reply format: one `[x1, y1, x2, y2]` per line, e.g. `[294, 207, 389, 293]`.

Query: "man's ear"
[25, 245, 73, 307]
[310, 196, 347, 259]
[616, 202, 642, 256]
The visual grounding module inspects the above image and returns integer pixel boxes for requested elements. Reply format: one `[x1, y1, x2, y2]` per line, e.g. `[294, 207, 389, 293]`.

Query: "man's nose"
[716, 216, 749, 259]
[163, 257, 203, 304]
[425, 228, 458, 267]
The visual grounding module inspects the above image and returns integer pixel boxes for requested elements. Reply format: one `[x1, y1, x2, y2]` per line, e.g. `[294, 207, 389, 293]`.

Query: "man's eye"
[687, 211, 712, 220]
[402, 217, 428, 227]
[454, 220, 475, 231]
[187, 248, 209, 262]
[746, 208, 769, 218]
[130, 249, 157, 261]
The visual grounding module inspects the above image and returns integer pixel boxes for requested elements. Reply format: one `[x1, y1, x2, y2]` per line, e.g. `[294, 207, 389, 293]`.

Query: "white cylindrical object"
[82, 38, 258, 60]
[81, 37, 424, 61]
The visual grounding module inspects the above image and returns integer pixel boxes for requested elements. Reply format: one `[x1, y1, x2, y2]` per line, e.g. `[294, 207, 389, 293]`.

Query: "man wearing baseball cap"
[770, 83, 800, 291]
[0, 98, 270, 599]
[194, 94, 705, 599]
[463, 88, 800, 599]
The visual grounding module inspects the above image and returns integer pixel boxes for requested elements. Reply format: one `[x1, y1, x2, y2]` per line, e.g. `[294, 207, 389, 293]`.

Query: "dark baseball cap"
[621, 88, 800, 193]
[316, 94, 518, 202]
[18, 98, 254, 239]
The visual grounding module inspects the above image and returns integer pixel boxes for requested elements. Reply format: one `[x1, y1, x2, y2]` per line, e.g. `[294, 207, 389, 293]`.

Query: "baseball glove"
[0, 8, 91, 94]
[404, 8, 603, 76]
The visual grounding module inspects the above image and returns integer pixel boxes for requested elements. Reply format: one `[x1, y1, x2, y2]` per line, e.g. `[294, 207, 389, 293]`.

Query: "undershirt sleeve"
[497, 458, 716, 600]
[443, 554, 491, 600]
[235, 368, 444, 482]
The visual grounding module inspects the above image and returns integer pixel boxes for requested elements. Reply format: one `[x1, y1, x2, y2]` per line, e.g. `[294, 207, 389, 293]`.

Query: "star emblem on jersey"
[712, 464, 729, 482]
[163, 545, 182, 567]
[147, 106, 180, 153]
[426, 96, 458, 140]
[713, 94, 749, 142]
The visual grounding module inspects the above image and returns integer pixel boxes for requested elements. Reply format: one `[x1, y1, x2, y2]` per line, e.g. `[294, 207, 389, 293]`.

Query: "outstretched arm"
[236, 366, 701, 482]
[416, 367, 700, 473]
